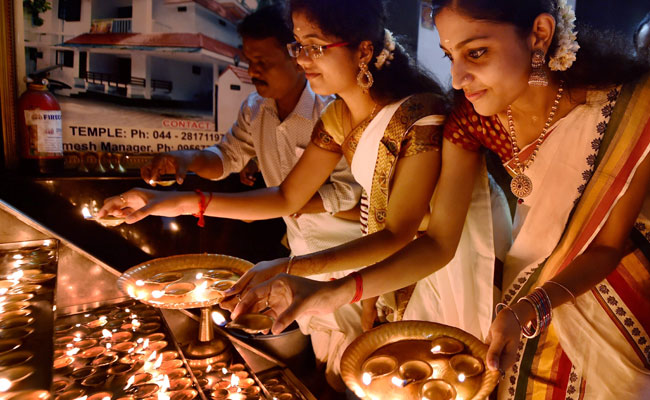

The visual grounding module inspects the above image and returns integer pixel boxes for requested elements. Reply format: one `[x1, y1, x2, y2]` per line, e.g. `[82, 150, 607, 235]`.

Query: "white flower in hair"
[374, 29, 396, 70]
[548, 0, 580, 71]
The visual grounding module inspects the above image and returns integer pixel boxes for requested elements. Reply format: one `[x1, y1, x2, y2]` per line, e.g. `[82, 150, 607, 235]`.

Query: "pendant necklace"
[506, 80, 564, 203]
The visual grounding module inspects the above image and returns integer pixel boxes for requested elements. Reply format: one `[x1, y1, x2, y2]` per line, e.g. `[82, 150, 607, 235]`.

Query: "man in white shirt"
[141, 4, 363, 388]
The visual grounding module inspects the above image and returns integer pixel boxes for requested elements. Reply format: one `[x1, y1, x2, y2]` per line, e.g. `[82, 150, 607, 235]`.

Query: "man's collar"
[261, 81, 315, 121]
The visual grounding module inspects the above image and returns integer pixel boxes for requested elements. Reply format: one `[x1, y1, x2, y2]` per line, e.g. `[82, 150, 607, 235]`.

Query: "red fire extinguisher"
[17, 77, 64, 174]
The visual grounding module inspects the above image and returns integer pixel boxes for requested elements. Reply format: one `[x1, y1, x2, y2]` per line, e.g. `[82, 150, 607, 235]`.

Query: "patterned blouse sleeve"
[311, 100, 344, 153]
[310, 119, 342, 153]
[399, 93, 446, 157]
[443, 98, 483, 152]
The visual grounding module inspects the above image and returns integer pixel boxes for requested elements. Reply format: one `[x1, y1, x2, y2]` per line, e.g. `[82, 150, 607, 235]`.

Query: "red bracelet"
[192, 189, 213, 227]
[348, 271, 363, 303]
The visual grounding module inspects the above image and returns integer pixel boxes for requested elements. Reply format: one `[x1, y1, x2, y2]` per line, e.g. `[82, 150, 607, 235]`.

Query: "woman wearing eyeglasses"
[99, 0, 509, 388]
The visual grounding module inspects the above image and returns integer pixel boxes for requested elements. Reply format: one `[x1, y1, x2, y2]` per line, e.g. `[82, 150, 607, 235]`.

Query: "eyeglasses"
[286, 41, 349, 59]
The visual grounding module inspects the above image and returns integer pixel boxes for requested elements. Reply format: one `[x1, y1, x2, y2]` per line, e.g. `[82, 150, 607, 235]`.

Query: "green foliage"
[23, 0, 52, 26]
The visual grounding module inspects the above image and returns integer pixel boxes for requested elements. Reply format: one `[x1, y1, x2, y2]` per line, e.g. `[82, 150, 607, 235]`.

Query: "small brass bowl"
[112, 341, 137, 353]
[87, 392, 113, 400]
[0, 365, 35, 383]
[84, 318, 108, 329]
[107, 363, 134, 376]
[143, 333, 165, 342]
[81, 373, 109, 387]
[24, 273, 56, 284]
[126, 383, 159, 398]
[161, 350, 178, 361]
[204, 269, 235, 280]
[159, 359, 183, 372]
[169, 377, 192, 391]
[169, 389, 197, 400]
[0, 316, 34, 330]
[0, 294, 34, 303]
[70, 366, 97, 381]
[430, 336, 465, 355]
[76, 339, 98, 350]
[164, 282, 195, 296]
[209, 281, 235, 292]
[0, 301, 30, 312]
[9, 284, 42, 294]
[91, 354, 119, 367]
[147, 340, 167, 352]
[138, 322, 160, 334]
[51, 378, 73, 393]
[111, 331, 133, 343]
[226, 313, 273, 335]
[53, 356, 74, 371]
[449, 354, 484, 378]
[147, 272, 183, 285]
[0, 350, 34, 368]
[420, 379, 457, 400]
[166, 369, 187, 379]
[211, 389, 229, 399]
[0, 338, 21, 355]
[79, 346, 106, 359]
[398, 360, 433, 383]
[55, 388, 85, 400]
[361, 355, 398, 379]
[0, 327, 34, 340]
[238, 378, 255, 389]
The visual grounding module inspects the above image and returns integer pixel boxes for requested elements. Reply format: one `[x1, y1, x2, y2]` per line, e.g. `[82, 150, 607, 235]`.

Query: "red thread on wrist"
[348, 271, 363, 304]
[193, 189, 213, 227]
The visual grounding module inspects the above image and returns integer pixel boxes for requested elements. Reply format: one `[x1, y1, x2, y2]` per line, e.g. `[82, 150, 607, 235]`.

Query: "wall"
[150, 55, 214, 104]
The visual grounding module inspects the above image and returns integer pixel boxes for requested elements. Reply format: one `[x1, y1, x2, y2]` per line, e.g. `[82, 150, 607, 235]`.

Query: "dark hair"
[289, 0, 446, 105]
[237, 3, 295, 47]
[430, 0, 650, 90]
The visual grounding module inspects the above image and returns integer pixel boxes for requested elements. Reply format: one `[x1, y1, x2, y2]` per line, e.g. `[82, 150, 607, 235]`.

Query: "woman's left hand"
[485, 306, 524, 374]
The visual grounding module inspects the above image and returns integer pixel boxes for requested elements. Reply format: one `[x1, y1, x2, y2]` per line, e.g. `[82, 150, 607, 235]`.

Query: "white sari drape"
[499, 89, 650, 399]
[351, 97, 504, 340]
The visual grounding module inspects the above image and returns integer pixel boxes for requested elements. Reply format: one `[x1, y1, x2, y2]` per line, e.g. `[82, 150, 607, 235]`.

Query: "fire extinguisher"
[17, 77, 64, 174]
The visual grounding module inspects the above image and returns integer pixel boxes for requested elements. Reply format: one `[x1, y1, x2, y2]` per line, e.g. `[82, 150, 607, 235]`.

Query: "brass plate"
[340, 321, 499, 400]
[117, 254, 252, 309]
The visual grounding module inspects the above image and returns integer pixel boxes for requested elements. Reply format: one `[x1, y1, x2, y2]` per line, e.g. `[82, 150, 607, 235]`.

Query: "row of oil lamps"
[0, 243, 58, 395]
[359, 336, 484, 400]
[51, 303, 273, 400]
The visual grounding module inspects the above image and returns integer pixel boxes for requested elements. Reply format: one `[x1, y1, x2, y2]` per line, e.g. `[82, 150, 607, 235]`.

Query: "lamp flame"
[458, 373, 466, 383]
[391, 376, 407, 387]
[102, 329, 112, 339]
[81, 207, 92, 219]
[212, 311, 226, 326]
[124, 375, 135, 390]
[230, 374, 240, 387]
[362, 372, 372, 386]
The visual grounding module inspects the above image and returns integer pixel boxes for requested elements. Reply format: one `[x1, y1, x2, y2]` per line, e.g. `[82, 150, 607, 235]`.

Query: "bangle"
[545, 280, 576, 305]
[348, 271, 363, 304]
[517, 287, 553, 338]
[495, 303, 522, 331]
[517, 297, 541, 338]
[192, 189, 213, 227]
[285, 256, 295, 275]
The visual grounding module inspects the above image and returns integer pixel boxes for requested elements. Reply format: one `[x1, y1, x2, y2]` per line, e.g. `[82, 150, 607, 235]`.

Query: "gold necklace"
[506, 81, 564, 203]
[345, 103, 380, 135]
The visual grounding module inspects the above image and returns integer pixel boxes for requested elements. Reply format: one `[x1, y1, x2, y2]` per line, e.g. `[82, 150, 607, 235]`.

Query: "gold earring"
[528, 49, 549, 87]
[357, 62, 374, 93]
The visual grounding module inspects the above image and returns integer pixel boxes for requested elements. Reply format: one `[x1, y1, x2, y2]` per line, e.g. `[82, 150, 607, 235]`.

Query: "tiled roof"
[220, 65, 252, 84]
[64, 33, 242, 60]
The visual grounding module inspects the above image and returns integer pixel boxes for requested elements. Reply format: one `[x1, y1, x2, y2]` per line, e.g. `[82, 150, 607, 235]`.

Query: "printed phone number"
[151, 131, 223, 142]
